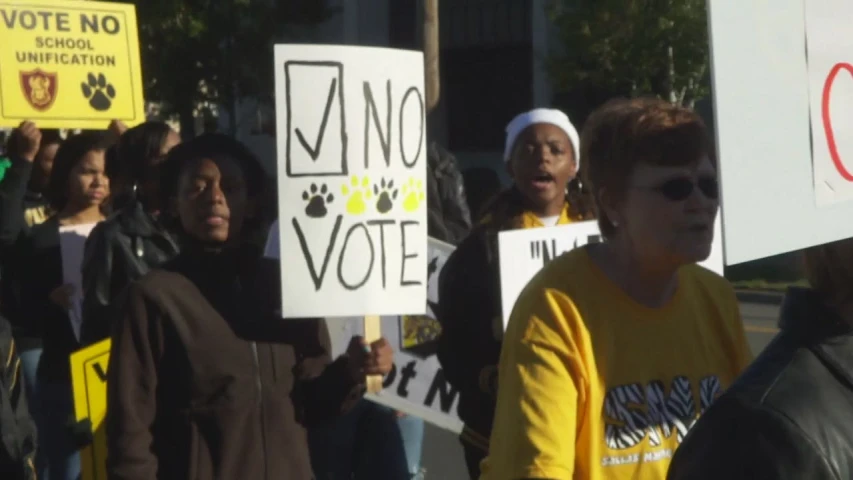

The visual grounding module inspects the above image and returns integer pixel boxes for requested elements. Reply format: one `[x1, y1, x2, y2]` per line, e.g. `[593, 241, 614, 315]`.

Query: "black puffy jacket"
[668, 287, 853, 480]
[80, 201, 179, 345]
[426, 142, 471, 245]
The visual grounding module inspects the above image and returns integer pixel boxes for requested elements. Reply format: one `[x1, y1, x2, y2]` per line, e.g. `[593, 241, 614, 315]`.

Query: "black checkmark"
[295, 77, 338, 162]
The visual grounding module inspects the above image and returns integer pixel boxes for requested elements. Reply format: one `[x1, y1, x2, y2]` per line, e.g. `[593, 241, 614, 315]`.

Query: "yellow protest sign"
[70, 339, 111, 480]
[0, 0, 144, 129]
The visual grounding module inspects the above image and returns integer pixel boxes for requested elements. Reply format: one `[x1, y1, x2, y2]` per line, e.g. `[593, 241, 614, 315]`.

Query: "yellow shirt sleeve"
[482, 288, 589, 480]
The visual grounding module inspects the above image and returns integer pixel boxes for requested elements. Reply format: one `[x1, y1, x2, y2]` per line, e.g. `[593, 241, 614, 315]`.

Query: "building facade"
[230, 0, 557, 176]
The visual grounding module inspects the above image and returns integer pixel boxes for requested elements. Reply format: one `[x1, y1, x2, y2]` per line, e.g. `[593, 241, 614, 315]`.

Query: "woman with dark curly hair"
[78, 121, 181, 345]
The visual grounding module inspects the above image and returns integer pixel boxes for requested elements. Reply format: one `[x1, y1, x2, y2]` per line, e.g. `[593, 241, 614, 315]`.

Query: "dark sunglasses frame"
[635, 176, 719, 202]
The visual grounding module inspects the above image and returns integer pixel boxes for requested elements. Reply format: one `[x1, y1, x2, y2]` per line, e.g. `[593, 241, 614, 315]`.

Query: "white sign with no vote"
[498, 218, 725, 326]
[327, 238, 463, 434]
[273, 44, 428, 318]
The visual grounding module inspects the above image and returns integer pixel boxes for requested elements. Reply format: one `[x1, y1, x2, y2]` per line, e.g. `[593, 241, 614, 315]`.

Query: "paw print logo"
[302, 183, 334, 218]
[401, 178, 425, 212]
[341, 175, 372, 215]
[373, 178, 398, 214]
[81, 73, 116, 111]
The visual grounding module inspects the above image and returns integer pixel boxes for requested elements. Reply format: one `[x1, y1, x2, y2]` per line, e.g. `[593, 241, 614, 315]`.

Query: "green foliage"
[546, 0, 710, 108]
[104, 0, 336, 122]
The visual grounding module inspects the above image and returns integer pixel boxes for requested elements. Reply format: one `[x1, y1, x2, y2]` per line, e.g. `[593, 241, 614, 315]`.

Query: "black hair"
[480, 176, 595, 231]
[46, 131, 114, 211]
[158, 133, 269, 236]
[462, 167, 503, 224]
[116, 121, 173, 185]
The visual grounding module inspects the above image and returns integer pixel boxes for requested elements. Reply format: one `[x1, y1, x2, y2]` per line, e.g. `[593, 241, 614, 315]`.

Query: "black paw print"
[81, 73, 116, 111]
[373, 178, 398, 214]
[303, 183, 334, 218]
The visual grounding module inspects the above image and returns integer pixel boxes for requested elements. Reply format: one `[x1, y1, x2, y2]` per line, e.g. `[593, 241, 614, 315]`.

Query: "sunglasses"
[636, 176, 719, 202]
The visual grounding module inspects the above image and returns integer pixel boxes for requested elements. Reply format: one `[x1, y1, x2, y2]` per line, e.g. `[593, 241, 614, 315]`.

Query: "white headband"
[503, 108, 580, 170]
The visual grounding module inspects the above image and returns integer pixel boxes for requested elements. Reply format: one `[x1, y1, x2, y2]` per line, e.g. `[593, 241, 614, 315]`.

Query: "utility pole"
[423, 0, 440, 113]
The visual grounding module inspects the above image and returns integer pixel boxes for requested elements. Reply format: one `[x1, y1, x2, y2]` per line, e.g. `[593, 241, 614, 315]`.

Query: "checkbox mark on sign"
[295, 78, 337, 162]
[284, 61, 348, 178]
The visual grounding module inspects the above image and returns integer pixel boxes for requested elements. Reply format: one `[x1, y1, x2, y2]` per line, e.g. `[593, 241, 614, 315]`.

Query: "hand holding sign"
[9, 120, 42, 162]
[346, 335, 394, 378]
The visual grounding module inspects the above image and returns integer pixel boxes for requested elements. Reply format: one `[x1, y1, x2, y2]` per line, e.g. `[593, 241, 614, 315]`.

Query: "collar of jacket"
[779, 286, 853, 389]
[479, 202, 573, 230]
[113, 200, 167, 237]
[519, 205, 572, 228]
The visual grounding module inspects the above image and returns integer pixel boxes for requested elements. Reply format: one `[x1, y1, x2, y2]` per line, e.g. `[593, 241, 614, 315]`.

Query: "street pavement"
[419, 295, 784, 479]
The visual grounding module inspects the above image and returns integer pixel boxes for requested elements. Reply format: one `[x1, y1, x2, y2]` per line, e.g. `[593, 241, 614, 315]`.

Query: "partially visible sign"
[498, 218, 725, 325]
[0, 0, 145, 129]
[327, 238, 463, 434]
[805, 0, 853, 206]
[707, 0, 853, 263]
[70, 339, 111, 480]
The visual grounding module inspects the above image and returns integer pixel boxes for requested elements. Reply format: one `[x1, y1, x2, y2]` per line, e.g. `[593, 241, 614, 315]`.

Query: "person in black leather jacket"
[79, 121, 181, 345]
[0, 312, 37, 480]
[426, 141, 472, 245]
[668, 238, 853, 480]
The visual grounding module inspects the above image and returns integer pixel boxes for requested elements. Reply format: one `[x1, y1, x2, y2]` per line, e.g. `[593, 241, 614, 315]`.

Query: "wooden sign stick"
[363, 315, 383, 393]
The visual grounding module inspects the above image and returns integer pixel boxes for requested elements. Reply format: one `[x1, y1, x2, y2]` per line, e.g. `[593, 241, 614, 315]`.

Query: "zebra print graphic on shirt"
[604, 383, 649, 449]
[604, 375, 723, 450]
[699, 375, 722, 408]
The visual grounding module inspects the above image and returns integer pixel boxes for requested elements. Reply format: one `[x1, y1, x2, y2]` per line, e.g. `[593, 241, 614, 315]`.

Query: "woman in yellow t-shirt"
[480, 98, 752, 480]
[437, 108, 594, 479]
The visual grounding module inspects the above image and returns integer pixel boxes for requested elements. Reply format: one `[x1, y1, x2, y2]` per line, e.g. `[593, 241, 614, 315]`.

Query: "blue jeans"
[38, 380, 81, 480]
[309, 399, 425, 479]
[19, 348, 48, 477]
[395, 410, 425, 477]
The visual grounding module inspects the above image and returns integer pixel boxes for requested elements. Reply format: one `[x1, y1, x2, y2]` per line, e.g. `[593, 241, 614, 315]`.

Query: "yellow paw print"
[341, 175, 372, 215]
[401, 178, 425, 213]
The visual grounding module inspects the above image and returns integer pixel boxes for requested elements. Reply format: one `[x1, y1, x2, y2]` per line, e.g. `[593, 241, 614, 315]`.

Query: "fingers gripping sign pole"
[363, 315, 383, 393]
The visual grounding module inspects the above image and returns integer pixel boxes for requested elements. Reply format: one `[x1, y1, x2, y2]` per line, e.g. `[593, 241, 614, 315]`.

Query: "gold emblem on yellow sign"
[19, 69, 58, 111]
[402, 314, 442, 349]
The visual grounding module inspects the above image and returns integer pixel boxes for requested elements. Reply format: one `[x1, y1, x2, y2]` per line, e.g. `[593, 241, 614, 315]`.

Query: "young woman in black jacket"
[0, 126, 113, 480]
[79, 121, 181, 345]
[436, 108, 594, 479]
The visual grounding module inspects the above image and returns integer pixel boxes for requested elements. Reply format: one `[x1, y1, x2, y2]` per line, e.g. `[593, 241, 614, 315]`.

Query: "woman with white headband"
[436, 108, 593, 479]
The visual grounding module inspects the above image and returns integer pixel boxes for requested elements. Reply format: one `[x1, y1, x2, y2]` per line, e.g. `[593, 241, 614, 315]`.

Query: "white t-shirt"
[264, 219, 280, 259]
[538, 215, 561, 227]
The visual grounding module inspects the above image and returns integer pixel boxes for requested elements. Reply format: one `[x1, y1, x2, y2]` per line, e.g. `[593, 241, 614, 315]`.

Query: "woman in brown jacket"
[105, 134, 393, 480]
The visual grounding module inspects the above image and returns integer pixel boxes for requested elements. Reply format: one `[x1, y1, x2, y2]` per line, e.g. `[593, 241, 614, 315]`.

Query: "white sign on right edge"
[806, 0, 853, 206]
[498, 218, 724, 326]
[707, 1, 853, 264]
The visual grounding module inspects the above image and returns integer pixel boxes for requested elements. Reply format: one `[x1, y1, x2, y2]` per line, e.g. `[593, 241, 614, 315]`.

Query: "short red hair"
[580, 97, 715, 238]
